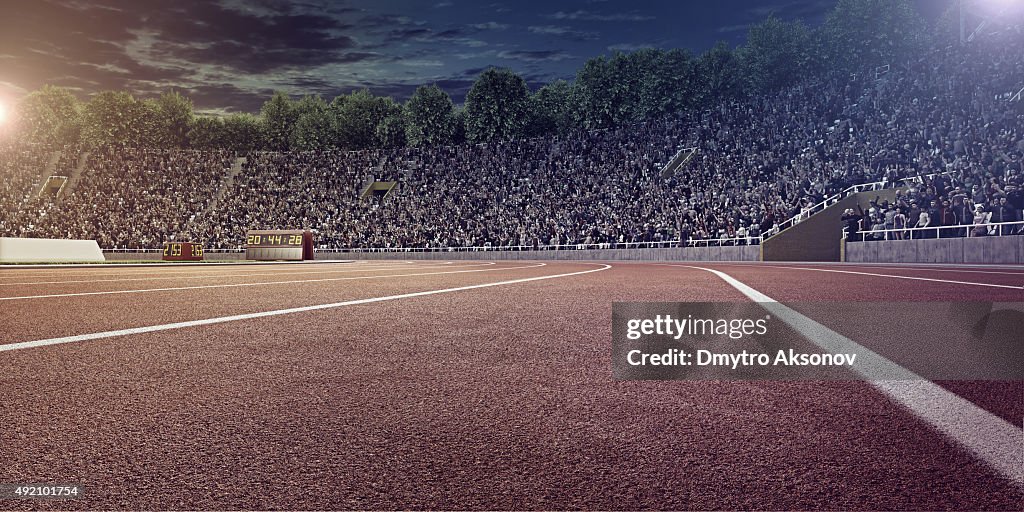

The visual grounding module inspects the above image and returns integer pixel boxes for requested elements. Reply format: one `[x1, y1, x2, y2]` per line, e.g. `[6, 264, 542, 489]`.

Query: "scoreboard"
[246, 230, 314, 261]
[163, 242, 204, 262]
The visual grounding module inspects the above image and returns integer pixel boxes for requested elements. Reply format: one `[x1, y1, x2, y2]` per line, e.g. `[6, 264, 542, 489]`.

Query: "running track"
[0, 260, 1021, 509]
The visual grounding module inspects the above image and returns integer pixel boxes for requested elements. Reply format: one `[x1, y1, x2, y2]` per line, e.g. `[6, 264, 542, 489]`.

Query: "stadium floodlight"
[0, 101, 7, 125]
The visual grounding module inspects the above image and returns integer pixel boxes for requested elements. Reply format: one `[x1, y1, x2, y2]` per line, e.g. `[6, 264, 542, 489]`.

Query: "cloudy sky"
[0, 0, 950, 114]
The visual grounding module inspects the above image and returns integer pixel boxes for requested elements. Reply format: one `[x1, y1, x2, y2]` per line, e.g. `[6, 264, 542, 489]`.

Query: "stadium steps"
[30, 151, 63, 200]
[60, 151, 90, 198]
[203, 156, 246, 217]
[39, 150, 61, 181]
[660, 146, 697, 178]
[761, 188, 902, 262]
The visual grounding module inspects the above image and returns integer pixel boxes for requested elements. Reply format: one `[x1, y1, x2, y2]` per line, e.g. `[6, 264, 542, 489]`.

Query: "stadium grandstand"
[0, 16, 1021, 256]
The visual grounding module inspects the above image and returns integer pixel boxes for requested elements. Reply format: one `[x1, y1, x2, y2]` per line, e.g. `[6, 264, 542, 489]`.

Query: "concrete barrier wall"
[316, 245, 761, 262]
[99, 246, 761, 262]
[103, 252, 247, 261]
[0, 237, 105, 263]
[846, 236, 1024, 264]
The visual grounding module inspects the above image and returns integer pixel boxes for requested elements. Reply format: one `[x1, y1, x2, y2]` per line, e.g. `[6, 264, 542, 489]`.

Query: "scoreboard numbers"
[162, 242, 204, 262]
[245, 230, 313, 261]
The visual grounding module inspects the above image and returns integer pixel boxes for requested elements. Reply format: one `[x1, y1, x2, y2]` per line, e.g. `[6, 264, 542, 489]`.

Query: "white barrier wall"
[0, 237, 105, 263]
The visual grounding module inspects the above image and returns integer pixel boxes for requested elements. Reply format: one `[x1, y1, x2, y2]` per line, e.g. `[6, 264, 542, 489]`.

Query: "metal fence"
[101, 248, 245, 254]
[765, 171, 951, 238]
[316, 236, 762, 254]
[853, 220, 1024, 242]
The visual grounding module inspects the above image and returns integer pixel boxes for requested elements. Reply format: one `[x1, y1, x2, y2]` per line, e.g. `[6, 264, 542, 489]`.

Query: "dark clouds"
[0, 0, 952, 113]
[498, 50, 575, 62]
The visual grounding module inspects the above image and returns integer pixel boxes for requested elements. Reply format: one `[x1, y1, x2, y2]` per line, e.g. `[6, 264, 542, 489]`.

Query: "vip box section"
[612, 302, 1024, 381]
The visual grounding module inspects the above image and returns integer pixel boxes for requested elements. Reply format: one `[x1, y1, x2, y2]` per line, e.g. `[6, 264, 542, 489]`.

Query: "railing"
[765, 170, 954, 239]
[101, 248, 245, 254]
[1011, 85, 1024, 102]
[660, 146, 697, 178]
[100, 238, 764, 255]
[317, 236, 762, 254]
[765, 181, 891, 237]
[852, 220, 1024, 242]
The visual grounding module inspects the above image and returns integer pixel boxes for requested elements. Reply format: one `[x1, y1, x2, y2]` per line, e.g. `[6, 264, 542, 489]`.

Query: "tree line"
[12, 0, 940, 152]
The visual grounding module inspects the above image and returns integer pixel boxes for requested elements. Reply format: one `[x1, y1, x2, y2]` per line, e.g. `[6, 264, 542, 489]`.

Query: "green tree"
[820, 0, 925, 73]
[222, 113, 262, 151]
[376, 109, 407, 149]
[14, 85, 82, 148]
[607, 51, 644, 124]
[573, 50, 683, 129]
[739, 16, 815, 93]
[152, 91, 194, 148]
[404, 84, 458, 147]
[334, 89, 402, 150]
[81, 91, 153, 147]
[635, 48, 695, 119]
[452, 107, 467, 145]
[289, 95, 334, 151]
[136, 99, 163, 148]
[260, 91, 298, 151]
[464, 68, 531, 143]
[694, 42, 746, 104]
[527, 79, 573, 137]
[188, 116, 226, 149]
[571, 56, 615, 129]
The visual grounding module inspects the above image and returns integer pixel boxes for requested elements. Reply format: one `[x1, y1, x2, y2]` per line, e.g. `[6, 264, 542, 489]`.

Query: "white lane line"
[0, 261, 458, 284]
[0, 263, 611, 352]
[757, 264, 1024, 290]
[0, 261, 491, 287]
[0, 259, 437, 275]
[0, 262, 544, 301]
[823, 264, 1024, 276]
[722, 261, 1024, 272]
[671, 264, 1024, 487]
[0, 260, 447, 280]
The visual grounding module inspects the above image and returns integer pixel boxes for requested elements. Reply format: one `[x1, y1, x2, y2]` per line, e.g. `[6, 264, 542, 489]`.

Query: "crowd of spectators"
[207, 27, 1022, 250]
[847, 166, 1023, 241]
[8, 148, 231, 248]
[0, 142, 50, 235]
[840, 28, 1024, 241]
[1, 27, 1021, 250]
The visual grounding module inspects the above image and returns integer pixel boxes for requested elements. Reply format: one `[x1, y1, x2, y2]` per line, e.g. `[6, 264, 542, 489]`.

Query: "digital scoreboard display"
[245, 230, 313, 261]
[162, 242, 204, 262]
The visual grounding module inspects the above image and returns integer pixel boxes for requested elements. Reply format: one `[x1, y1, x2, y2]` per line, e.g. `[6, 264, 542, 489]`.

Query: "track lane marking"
[0, 262, 544, 301]
[741, 264, 1024, 290]
[818, 264, 1024, 277]
[0, 261, 466, 284]
[0, 262, 491, 287]
[721, 261, 1024, 273]
[0, 263, 611, 352]
[723, 262, 1024, 277]
[670, 264, 1024, 487]
[0, 260, 451, 280]
[0, 259, 438, 276]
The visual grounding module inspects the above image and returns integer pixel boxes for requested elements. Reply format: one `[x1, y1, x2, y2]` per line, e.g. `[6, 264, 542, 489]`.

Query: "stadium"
[0, 0, 1022, 510]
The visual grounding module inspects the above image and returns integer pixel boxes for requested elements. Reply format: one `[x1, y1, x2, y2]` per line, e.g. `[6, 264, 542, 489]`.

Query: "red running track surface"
[0, 260, 1020, 510]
